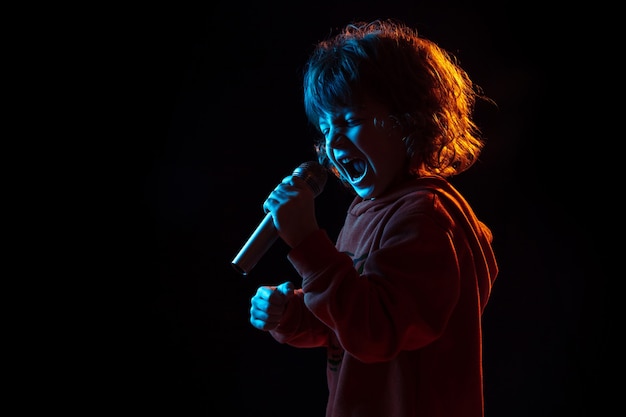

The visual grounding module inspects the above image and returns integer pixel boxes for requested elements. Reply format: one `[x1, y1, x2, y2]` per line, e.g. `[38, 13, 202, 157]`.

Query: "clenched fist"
[249, 281, 294, 331]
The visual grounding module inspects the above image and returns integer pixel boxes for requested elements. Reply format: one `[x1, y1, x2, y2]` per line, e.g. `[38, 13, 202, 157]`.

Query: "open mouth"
[340, 157, 367, 183]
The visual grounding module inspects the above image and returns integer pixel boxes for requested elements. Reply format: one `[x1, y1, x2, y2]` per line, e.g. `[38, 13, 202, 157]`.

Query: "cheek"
[373, 137, 407, 170]
[361, 131, 402, 157]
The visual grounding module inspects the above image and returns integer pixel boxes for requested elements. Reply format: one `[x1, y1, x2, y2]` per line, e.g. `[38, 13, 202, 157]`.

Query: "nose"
[326, 127, 348, 148]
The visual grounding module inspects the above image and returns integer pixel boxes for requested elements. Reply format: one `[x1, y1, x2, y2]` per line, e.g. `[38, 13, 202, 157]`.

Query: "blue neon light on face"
[318, 98, 408, 200]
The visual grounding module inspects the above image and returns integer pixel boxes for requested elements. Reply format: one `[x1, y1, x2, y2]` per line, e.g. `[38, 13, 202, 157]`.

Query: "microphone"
[231, 161, 328, 275]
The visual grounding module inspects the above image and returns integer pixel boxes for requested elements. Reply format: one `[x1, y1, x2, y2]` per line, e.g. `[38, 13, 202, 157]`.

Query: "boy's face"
[318, 98, 407, 200]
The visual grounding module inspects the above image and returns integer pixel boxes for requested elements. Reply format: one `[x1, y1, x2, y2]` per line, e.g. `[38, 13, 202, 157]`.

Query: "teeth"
[336, 156, 366, 182]
[345, 159, 366, 181]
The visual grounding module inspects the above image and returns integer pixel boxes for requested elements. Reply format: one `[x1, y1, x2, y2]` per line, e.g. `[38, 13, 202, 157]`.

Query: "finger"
[263, 189, 288, 213]
[250, 304, 278, 323]
[263, 197, 276, 214]
[250, 316, 280, 331]
[276, 281, 294, 296]
[256, 285, 288, 303]
[250, 299, 283, 327]
[255, 286, 274, 301]
[251, 295, 285, 316]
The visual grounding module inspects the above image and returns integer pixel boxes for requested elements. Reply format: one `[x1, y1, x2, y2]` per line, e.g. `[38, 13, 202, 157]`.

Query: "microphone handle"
[231, 212, 278, 275]
[231, 161, 326, 275]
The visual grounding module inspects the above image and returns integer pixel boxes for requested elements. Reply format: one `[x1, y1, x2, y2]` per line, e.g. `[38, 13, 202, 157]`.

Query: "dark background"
[105, 1, 612, 416]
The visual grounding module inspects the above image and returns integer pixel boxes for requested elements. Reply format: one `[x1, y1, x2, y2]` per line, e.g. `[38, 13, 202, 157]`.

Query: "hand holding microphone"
[231, 161, 327, 275]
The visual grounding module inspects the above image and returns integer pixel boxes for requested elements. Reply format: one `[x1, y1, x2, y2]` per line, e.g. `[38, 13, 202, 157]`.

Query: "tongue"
[351, 159, 366, 180]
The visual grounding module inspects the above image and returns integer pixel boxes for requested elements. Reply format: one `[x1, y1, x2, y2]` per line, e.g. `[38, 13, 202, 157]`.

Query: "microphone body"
[231, 161, 327, 275]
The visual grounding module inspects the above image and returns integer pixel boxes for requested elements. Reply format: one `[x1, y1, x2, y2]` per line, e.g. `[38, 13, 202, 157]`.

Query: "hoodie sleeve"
[268, 230, 347, 347]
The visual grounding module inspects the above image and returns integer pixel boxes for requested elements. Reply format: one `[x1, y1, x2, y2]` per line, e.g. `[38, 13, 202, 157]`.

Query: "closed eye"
[346, 118, 363, 126]
[318, 110, 367, 138]
[319, 118, 364, 136]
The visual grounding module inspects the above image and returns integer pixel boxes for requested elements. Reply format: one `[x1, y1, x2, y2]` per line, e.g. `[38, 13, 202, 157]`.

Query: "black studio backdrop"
[112, 2, 611, 416]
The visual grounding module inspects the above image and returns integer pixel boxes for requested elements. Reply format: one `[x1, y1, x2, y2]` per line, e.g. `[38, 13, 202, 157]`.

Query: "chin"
[354, 187, 376, 200]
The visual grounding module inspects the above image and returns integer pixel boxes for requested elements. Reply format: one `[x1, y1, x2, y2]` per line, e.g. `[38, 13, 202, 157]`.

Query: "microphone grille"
[292, 161, 328, 197]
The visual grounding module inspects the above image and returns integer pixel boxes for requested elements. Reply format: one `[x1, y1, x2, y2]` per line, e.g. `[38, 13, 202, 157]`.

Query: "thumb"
[275, 281, 294, 297]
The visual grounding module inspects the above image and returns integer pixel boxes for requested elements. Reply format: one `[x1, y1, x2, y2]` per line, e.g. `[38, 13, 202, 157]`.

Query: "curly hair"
[303, 18, 489, 180]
